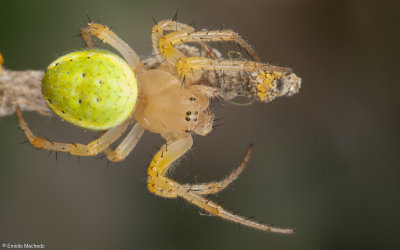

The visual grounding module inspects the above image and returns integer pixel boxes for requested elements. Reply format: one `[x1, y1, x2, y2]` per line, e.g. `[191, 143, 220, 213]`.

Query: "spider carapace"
[15, 20, 301, 233]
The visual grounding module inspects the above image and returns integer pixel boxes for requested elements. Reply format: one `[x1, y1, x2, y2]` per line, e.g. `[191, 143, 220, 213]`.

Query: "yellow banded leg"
[159, 28, 259, 62]
[147, 136, 193, 198]
[151, 20, 221, 64]
[16, 106, 129, 156]
[147, 137, 294, 234]
[173, 183, 294, 234]
[104, 123, 145, 162]
[80, 22, 143, 71]
[151, 20, 195, 61]
[181, 145, 253, 195]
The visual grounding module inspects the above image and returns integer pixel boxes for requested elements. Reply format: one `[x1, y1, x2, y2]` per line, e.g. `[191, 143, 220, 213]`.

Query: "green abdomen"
[42, 50, 137, 130]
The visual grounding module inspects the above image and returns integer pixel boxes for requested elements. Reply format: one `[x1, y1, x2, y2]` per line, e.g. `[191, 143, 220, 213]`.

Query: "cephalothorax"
[16, 20, 301, 233]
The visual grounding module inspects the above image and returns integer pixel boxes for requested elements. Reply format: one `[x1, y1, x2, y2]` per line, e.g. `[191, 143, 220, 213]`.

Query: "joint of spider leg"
[43, 136, 53, 145]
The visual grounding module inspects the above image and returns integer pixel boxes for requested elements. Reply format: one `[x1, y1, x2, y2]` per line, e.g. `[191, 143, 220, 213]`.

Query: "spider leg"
[151, 20, 217, 81]
[16, 106, 129, 156]
[152, 21, 284, 85]
[104, 123, 145, 162]
[80, 22, 144, 72]
[155, 24, 259, 65]
[151, 20, 195, 62]
[147, 136, 294, 233]
[181, 145, 252, 195]
[152, 20, 256, 65]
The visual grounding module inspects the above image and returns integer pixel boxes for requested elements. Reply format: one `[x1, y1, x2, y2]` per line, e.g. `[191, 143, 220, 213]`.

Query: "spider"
[16, 20, 301, 234]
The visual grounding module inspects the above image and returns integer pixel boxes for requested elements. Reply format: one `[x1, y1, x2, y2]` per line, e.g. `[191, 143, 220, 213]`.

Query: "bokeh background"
[0, 0, 399, 249]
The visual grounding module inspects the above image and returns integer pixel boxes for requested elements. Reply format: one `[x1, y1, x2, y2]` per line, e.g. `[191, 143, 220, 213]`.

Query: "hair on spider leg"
[213, 116, 226, 123]
[232, 209, 242, 216]
[85, 12, 92, 24]
[220, 23, 227, 32]
[181, 196, 206, 215]
[209, 97, 220, 111]
[93, 16, 102, 24]
[141, 173, 151, 182]
[226, 207, 236, 213]
[13, 124, 22, 132]
[216, 200, 224, 206]
[236, 41, 243, 52]
[212, 117, 225, 130]
[246, 215, 256, 221]
[188, 20, 196, 31]
[73, 32, 84, 40]
[94, 154, 104, 159]
[94, 154, 107, 163]
[209, 124, 223, 135]
[19, 139, 29, 145]
[180, 75, 187, 88]
[152, 144, 162, 153]
[76, 13, 95, 36]
[187, 144, 199, 161]
[172, 8, 179, 22]
[42, 136, 54, 146]
[152, 16, 159, 25]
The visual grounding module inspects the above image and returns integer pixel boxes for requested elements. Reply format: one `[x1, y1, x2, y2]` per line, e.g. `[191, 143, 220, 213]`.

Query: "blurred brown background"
[0, 0, 399, 249]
